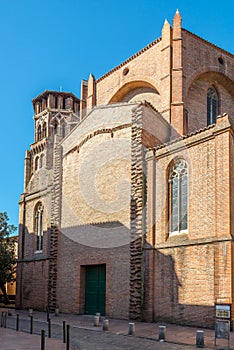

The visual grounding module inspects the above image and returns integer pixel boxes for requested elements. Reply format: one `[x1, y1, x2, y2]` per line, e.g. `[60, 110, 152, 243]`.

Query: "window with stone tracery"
[168, 159, 188, 234]
[34, 202, 43, 251]
[37, 124, 42, 140]
[35, 156, 39, 171]
[42, 122, 47, 138]
[207, 87, 218, 126]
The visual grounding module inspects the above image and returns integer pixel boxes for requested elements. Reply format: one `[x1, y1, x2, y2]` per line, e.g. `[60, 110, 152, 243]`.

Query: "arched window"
[61, 123, 66, 138]
[35, 156, 39, 171]
[54, 96, 58, 108]
[40, 154, 44, 168]
[54, 122, 58, 135]
[63, 98, 66, 109]
[207, 87, 218, 125]
[42, 122, 47, 138]
[34, 203, 43, 251]
[168, 159, 188, 234]
[37, 124, 42, 140]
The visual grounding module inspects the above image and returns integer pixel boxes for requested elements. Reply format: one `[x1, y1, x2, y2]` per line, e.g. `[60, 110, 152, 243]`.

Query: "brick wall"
[143, 116, 234, 326]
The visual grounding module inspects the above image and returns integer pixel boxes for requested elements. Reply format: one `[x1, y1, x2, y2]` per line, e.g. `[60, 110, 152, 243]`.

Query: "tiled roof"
[32, 90, 80, 103]
[154, 123, 216, 151]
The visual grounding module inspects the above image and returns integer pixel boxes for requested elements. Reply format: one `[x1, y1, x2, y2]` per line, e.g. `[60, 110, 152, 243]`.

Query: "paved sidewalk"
[1, 308, 233, 349]
[0, 327, 65, 350]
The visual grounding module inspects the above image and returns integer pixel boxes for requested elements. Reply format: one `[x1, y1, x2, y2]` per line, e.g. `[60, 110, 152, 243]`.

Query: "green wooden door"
[85, 265, 106, 316]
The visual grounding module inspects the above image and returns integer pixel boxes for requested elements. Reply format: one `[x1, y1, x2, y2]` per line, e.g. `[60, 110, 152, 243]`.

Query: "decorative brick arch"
[185, 69, 234, 132]
[108, 79, 160, 104]
[185, 68, 234, 98]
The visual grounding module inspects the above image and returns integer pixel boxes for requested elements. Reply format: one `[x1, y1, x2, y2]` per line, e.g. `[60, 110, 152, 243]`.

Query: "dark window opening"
[35, 203, 43, 251]
[207, 87, 218, 125]
[54, 96, 58, 108]
[37, 125, 42, 140]
[42, 122, 47, 138]
[54, 123, 58, 134]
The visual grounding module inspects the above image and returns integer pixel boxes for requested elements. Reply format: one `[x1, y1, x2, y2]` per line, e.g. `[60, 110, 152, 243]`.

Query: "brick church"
[16, 11, 234, 327]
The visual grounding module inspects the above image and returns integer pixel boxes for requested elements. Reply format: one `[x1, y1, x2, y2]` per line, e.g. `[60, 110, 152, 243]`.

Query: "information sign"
[216, 304, 231, 319]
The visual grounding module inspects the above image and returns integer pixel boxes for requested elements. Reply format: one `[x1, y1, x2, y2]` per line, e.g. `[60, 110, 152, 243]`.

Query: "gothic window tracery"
[207, 87, 218, 125]
[42, 122, 47, 138]
[34, 202, 43, 251]
[168, 159, 188, 234]
[37, 124, 42, 140]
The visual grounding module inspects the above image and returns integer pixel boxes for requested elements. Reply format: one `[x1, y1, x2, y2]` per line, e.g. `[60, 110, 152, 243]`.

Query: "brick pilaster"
[171, 10, 185, 136]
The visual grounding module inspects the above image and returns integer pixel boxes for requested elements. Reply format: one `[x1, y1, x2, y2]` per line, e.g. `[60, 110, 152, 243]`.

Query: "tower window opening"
[37, 125, 42, 140]
[42, 122, 47, 138]
[54, 123, 58, 134]
[54, 96, 58, 108]
[61, 123, 66, 138]
[35, 156, 39, 171]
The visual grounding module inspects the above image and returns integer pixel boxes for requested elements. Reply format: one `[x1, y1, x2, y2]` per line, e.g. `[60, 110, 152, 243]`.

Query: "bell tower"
[32, 90, 80, 142]
[23, 91, 80, 190]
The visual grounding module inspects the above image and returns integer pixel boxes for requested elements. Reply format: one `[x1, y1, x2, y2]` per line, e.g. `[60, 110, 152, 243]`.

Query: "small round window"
[218, 57, 224, 65]
[123, 67, 129, 76]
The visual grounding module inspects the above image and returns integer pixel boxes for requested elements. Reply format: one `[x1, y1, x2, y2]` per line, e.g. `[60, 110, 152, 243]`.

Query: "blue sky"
[0, 0, 233, 228]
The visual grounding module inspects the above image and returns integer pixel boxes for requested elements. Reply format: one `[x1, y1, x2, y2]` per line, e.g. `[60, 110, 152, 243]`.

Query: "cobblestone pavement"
[2, 308, 233, 349]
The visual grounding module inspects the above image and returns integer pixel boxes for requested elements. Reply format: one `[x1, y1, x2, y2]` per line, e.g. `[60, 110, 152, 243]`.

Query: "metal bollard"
[30, 315, 33, 334]
[196, 330, 204, 348]
[102, 319, 109, 331]
[63, 321, 66, 343]
[128, 322, 135, 335]
[28, 308, 33, 317]
[16, 314, 19, 331]
[94, 315, 100, 326]
[66, 324, 70, 350]
[158, 325, 166, 341]
[48, 318, 51, 338]
[41, 330, 45, 350]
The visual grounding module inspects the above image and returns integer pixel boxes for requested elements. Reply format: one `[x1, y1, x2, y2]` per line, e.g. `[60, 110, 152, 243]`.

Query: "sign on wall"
[215, 304, 231, 319]
[214, 304, 231, 348]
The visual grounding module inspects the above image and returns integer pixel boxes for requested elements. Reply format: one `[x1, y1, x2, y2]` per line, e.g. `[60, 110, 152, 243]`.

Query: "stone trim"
[47, 141, 62, 311]
[64, 123, 132, 158]
[154, 123, 216, 151]
[155, 236, 234, 249]
[129, 105, 145, 320]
